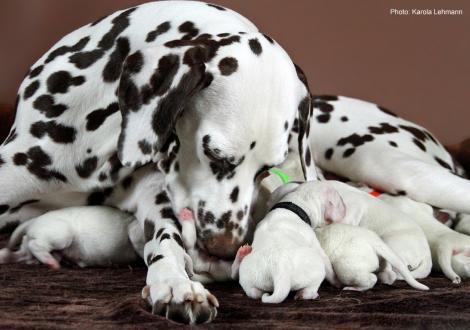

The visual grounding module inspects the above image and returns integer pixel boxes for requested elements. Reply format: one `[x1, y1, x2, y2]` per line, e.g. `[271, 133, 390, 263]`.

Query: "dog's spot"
[262, 33, 274, 44]
[434, 156, 453, 171]
[45, 36, 90, 63]
[9, 199, 39, 214]
[75, 156, 98, 178]
[173, 233, 185, 249]
[179, 21, 199, 40]
[29, 65, 44, 79]
[218, 57, 238, 76]
[98, 173, 107, 182]
[98, 8, 136, 51]
[155, 228, 164, 239]
[314, 95, 339, 102]
[340, 116, 348, 122]
[369, 123, 399, 135]
[284, 121, 288, 131]
[338, 133, 374, 148]
[230, 186, 239, 203]
[236, 210, 244, 221]
[87, 149, 92, 154]
[160, 207, 182, 231]
[174, 161, 180, 172]
[216, 211, 232, 229]
[105, 152, 123, 182]
[413, 138, 426, 151]
[69, 49, 105, 69]
[47, 71, 85, 94]
[141, 54, 179, 104]
[147, 254, 163, 266]
[396, 190, 407, 196]
[250, 141, 256, 150]
[30, 120, 76, 144]
[144, 219, 155, 242]
[316, 114, 330, 123]
[14, 146, 67, 182]
[103, 37, 130, 82]
[118, 72, 142, 113]
[378, 105, 398, 117]
[343, 148, 356, 158]
[33, 95, 68, 118]
[87, 187, 113, 205]
[313, 100, 334, 113]
[217, 33, 230, 37]
[0, 205, 9, 215]
[155, 191, 170, 204]
[86, 102, 120, 131]
[248, 38, 262, 55]
[0, 155, 4, 168]
[124, 51, 144, 74]
[121, 176, 133, 189]
[305, 148, 312, 166]
[23, 80, 40, 100]
[138, 140, 152, 155]
[146, 21, 171, 42]
[207, 3, 226, 10]
[389, 141, 398, 147]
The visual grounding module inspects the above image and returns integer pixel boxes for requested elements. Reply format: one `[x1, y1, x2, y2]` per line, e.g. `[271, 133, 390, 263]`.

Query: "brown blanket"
[1, 234, 469, 329]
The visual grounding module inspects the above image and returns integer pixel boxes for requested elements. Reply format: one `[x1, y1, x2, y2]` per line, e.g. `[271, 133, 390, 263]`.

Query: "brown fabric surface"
[0, 104, 14, 143]
[1, 233, 470, 329]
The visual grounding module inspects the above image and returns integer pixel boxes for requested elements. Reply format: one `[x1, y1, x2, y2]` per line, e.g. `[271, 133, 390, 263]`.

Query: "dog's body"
[315, 223, 428, 291]
[0, 206, 142, 268]
[231, 207, 333, 303]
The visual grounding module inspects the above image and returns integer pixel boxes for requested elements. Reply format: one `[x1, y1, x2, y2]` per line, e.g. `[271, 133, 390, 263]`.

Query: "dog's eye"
[204, 149, 237, 168]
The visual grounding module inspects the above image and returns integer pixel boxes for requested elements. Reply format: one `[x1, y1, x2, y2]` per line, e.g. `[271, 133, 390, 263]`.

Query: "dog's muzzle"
[199, 234, 242, 260]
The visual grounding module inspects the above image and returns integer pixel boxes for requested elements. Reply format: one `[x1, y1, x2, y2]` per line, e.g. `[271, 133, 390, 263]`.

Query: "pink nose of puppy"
[179, 208, 194, 221]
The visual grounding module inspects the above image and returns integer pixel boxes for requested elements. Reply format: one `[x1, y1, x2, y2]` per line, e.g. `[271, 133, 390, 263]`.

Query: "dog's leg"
[109, 167, 218, 325]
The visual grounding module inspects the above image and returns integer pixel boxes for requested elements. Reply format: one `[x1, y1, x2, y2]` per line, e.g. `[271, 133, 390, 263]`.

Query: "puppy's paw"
[294, 287, 319, 300]
[142, 278, 218, 324]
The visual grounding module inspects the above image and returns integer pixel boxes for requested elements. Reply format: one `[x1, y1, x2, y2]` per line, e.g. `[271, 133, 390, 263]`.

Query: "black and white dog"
[1, 0, 470, 325]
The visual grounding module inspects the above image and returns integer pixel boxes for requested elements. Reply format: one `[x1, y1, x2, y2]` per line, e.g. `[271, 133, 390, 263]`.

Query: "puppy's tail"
[374, 237, 429, 291]
[6, 220, 31, 250]
[261, 271, 291, 303]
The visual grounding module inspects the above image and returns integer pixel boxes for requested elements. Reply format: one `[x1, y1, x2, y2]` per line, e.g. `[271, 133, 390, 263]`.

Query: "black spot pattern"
[45, 36, 90, 63]
[29, 65, 44, 78]
[325, 148, 334, 160]
[160, 233, 171, 242]
[179, 21, 199, 40]
[47, 71, 85, 94]
[250, 141, 256, 150]
[389, 141, 398, 147]
[369, 123, 399, 135]
[203, 135, 242, 181]
[413, 139, 426, 151]
[102, 37, 130, 82]
[262, 34, 274, 44]
[173, 233, 184, 249]
[248, 38, 262, 55]
[75, 156, 98, 178]
[340, 116, 348, 122]
[337, 133, 374, 158]
[434, 156, 453, 171]
[144, 219, 155, 242]
[378, 105, 398, 117]
[147, 254, 163, 266]
[155, 191, 170, 204]
[138, 140, 152, 155]
[218, 57, 238, 76]
[98, 8, 136, 51]
[230, 186, 239, 203]
[160, 207, 182, 232]
[9, 199, 39, 214]
[141, 54, 179, 104]
[86, 102, 119, 131]
[207, 3, 226, 10]
[87, 187, 113, 205]
[13, 146, 67, 182]
[33, 95, 68, 118]
[124, 51, 144, 74]
[23, 80, 40, 100]
[30, 121, 76, 144]
[69, 49, 105, 69]
[146, 21, 171, 42]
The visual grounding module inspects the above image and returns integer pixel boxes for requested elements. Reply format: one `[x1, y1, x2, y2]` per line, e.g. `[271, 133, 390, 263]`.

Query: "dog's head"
[117, 33, 315, 259]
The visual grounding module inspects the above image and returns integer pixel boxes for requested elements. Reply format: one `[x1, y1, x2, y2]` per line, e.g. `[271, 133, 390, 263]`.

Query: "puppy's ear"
[323, 187, 346, 224]
[117, 46, 210, 167]
[292, 64, 316, 181]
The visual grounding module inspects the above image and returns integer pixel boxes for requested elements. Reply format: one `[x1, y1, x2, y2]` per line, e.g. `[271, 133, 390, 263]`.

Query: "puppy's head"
[117, 32, 315, 260]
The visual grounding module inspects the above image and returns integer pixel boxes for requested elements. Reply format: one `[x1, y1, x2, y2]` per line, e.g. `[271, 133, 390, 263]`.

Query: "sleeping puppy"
[230, 206, 337, 303]
[272, 180, 432, 279]
[315, 223, 428, 291]
[0, 206, 144, 268]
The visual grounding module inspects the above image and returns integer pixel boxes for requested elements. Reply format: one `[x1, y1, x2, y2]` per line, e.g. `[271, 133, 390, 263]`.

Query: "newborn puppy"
[0, 206, 143, 268]
[315, 223, 428, 291]
[231, 206, 337, 303]
[278, 180, 432, 279]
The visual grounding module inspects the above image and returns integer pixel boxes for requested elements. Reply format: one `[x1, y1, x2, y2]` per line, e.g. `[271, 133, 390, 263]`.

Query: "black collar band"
[270, 201, 311, 226]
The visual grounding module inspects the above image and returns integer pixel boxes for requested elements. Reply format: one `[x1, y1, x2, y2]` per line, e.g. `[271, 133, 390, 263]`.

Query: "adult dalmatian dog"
[2, 0, 470, 325]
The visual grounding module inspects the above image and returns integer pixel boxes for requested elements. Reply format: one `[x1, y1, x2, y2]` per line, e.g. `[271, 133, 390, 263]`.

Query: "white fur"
[315, 223, 428, 291]
[231, 208, 336, 303]
[0, 206, 142, 268]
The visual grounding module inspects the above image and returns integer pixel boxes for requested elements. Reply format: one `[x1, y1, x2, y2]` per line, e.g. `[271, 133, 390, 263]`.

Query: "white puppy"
[275, 181, 433, 279]
[315, 223, 428, 291]
[230, 206, 337, 303]
[0, 206, 144, 268]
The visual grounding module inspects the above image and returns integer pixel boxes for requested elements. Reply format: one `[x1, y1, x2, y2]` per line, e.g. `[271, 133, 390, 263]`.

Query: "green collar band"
[269, 167, 290, 184]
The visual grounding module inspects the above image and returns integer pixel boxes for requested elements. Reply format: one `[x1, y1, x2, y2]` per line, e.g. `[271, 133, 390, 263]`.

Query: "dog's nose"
[201, 234, 241, 260]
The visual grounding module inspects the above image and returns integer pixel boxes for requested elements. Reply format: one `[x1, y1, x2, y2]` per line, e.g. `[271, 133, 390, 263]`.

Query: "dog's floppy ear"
[117, 46, 209, 167]
[293, 64, 317, 181]
[323, 187, 346, 224]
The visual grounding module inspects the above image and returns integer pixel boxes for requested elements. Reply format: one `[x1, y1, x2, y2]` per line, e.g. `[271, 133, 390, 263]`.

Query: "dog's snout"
[201, 234, 241, 260]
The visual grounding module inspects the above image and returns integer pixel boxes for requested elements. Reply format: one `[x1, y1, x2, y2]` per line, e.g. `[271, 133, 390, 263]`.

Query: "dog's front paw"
[433, 231, 470, 283]
[141, 278, 219, 324]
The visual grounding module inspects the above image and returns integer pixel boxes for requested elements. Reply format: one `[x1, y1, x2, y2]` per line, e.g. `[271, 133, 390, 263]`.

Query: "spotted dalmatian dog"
[0, 1, 315, 324]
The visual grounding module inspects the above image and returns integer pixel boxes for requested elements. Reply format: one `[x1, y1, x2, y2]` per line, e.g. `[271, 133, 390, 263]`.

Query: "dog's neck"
[270, 201, 311, 226]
